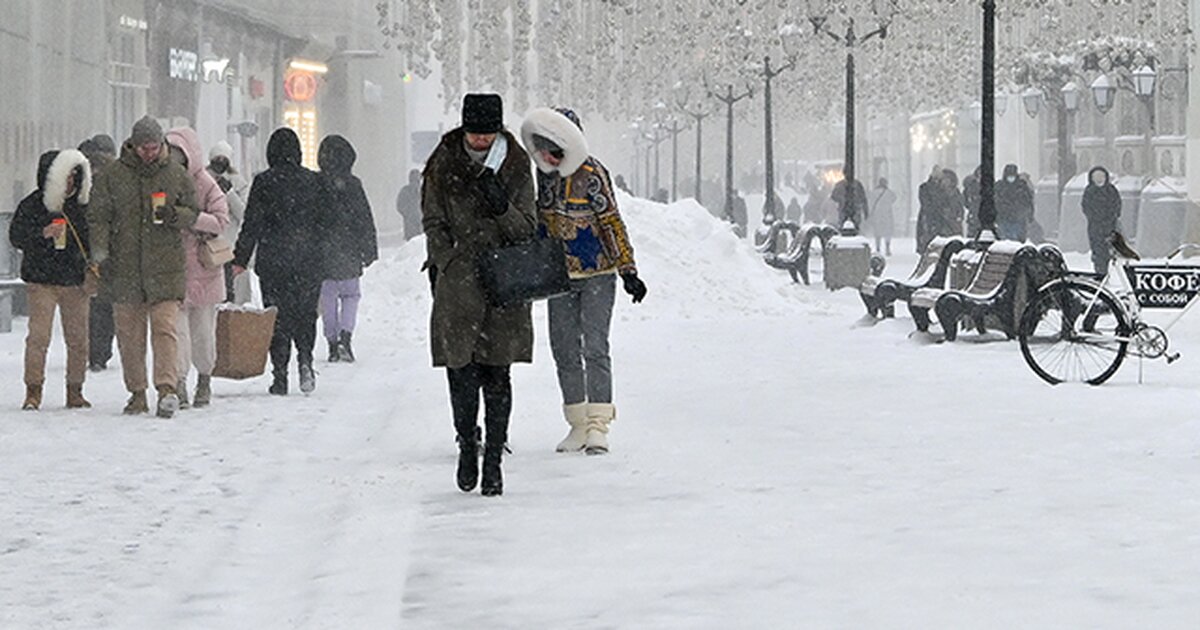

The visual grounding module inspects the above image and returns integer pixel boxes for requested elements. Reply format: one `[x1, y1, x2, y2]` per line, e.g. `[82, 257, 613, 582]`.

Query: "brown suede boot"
[22, 385, 42, 411]
[123, 390, 149, 415]
[66, 384, 91, 409]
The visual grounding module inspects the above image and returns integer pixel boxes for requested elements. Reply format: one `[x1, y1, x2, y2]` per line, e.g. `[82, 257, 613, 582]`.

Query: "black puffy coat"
[1082, 166, 1121, 240]
[233, 129, 334, 285]
[317, 136, 378, 281]
[995, 165, 1034, 224]
[9, 150, 90, 286]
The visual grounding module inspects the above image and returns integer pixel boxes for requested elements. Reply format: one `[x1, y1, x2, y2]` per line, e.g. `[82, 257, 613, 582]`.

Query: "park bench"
[860, 236, 968, 318]
[763, 223, 838, 285]
[910, 241, 1065, 341]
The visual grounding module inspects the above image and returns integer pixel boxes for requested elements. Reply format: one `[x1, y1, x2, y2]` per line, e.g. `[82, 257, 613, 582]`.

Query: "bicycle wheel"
[1019, 280, 1130, 385]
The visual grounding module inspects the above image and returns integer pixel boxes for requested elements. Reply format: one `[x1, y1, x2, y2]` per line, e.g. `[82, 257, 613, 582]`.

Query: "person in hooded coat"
[869, 177, 897, 255]
[394, 169, 423, 241]
[521, 107, 646, 457]
[317, 135, 378, 363]
[79, 135, 118, 373]
[10, 150, 95, 410]
[233, 128, 333, 396]
[995, 163, 1034, 241]
[165, 127, 230, 409]
[89, 115, 199, 418]
[916, 167, 945, 253]
[1083, 166, 1122, 274]
[423, 93, 537, 497]
[207, 140, 252, 304]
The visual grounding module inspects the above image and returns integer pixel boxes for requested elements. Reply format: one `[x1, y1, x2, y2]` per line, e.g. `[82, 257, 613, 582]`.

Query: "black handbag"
[477, 237, 572, 307]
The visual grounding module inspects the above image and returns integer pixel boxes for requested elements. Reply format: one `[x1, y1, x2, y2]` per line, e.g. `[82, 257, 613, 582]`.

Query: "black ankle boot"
[338, 331, 355, 363]
[481, 446, 503, 496]
[456, 436, 479, 492]
[269, 370, 288, 396]
[327, 339, 341, 363]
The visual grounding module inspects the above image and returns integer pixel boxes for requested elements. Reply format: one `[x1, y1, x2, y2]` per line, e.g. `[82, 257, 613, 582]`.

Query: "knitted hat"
[131, 116, 164, 146]
[462, 93, 503, 134]
[210, 140, 234, 162]
[91, 134, 117, 156]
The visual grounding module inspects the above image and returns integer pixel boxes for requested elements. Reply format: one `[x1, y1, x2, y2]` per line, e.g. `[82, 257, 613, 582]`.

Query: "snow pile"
[359, 193, 827, 337]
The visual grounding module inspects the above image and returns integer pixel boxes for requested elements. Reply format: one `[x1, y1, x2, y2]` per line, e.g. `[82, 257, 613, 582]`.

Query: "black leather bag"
[477, 238, 572, 307]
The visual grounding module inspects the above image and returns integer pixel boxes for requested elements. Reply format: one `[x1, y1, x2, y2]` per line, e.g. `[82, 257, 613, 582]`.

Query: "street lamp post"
[979, 0, 997, 236]
[758, 53, 797, 222]
[807, 4, 897, 231]
[675, 87, 711, 204]
[706, 79, 754, 222]
[666, 118, 685, 201]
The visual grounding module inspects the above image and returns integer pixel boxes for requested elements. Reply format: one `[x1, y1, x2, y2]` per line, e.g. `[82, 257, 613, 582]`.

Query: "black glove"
[157, 204, 178, 225]
[621, 272, 647, 304]
[478, 170, 510, 217]
[427, 265, 438, 296]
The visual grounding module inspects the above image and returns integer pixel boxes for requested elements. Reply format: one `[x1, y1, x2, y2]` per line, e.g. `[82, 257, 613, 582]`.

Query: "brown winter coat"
[88, 141, 198, 304]
[422, 129, 537, 369]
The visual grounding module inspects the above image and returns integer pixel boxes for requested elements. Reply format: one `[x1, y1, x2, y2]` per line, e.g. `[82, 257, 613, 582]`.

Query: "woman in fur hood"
[9, 149, 95, 410]
[520, 107, 647, 456]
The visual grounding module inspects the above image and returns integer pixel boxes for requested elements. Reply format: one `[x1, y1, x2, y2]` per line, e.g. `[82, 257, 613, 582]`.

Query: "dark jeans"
[88, 297, 114, 367]
[260, 278, 320, 374]
[447, 363, 512, 448]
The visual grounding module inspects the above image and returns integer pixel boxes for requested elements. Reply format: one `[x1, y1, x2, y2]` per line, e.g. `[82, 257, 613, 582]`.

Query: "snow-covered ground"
[3, 195, 1199, 629]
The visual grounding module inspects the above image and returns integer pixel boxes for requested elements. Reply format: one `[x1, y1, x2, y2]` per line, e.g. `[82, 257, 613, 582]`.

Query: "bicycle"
[1018, 233, 1200, 385]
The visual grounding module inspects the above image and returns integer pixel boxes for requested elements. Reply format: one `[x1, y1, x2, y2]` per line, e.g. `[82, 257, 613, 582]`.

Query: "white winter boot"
[556, 403, 590, 453]
[584, 403, 616, 456]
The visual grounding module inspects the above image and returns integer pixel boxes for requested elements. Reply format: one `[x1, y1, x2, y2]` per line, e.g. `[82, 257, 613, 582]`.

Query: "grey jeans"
[548, 273, 617, 405]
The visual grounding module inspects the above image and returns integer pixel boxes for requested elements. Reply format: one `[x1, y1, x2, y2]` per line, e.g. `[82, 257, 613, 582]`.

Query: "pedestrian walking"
[207, 141, 252, 304]
[995, 164, 1034, 241]
[521, 107, 646, 456]
[232, 128, 332, 396]
[1083, 166, 1122, 274]
[422, 93, 538, 496]
[10, 150, 95, 410]
[317, 135, 378, 363]
[79, 135, 117, 372]
[395, 169, 423, 241]
[88, 115, 199, 418]
[869, 177, 896, 255]
[963, 165, 982, 237]
[165, 127, 230, 409]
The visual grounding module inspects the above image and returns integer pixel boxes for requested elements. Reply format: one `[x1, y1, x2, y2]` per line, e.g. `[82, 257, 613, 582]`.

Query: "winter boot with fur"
[66, 384, 91, 409]
[22, 384, 42, 411]
[269, 369, 288, 396]
[123, 390, 149, 415]
[481, 445, 504, 496]
[193, 375, 212, 408]
[176, 378, 191, 410]
[584, 403, 616, 456]
[456, 433, 480, 492]
[556, 403, 590, 453]
[338, 331, 356, 363]
[156, 385, 180, 419]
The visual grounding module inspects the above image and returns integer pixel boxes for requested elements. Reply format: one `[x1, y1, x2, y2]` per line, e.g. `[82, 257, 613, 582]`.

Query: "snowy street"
[3, 199, 1200, 628]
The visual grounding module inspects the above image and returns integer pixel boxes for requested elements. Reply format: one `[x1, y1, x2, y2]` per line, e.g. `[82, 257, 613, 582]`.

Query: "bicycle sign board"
[1123, 265, 1200, 309]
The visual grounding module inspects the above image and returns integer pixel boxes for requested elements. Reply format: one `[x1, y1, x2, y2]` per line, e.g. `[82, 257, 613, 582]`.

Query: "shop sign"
[119, 15, 148, 31]
[284, 72, 319, 102]
[170, 48, 199, 82]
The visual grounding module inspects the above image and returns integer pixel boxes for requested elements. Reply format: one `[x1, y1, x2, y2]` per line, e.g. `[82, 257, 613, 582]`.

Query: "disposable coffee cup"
[151, 192, 167, 225]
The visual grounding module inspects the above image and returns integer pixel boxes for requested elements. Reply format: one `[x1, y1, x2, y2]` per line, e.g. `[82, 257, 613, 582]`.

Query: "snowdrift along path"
[2, 195, 1199, 628]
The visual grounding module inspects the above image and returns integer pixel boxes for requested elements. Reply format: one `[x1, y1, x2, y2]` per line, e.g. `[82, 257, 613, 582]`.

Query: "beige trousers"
[176, 304, 217, 379]
[114, 301, 180, 393]
[24, 284, 90, 387]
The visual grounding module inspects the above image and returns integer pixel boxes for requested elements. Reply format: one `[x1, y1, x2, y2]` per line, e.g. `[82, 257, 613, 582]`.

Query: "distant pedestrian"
[1082, 166, 1121, 274]
[869, 177, 896, 256]
[79, 135, 117, 372]
[423, 93, 537, 497]
[395, 169, 422, 241]
[165, 127, 230, 410]
[962, 165, 982, 236]
[10, 150, 94, 410]
[832, 177, 869, 233]
[233, 128, 333, 396]
[89, 115, 199, 418]
[318, 135, 378, 363]
[207, 141, 252, 304]
[995, 164, 1034, 241]
[521, 107, 646, 456]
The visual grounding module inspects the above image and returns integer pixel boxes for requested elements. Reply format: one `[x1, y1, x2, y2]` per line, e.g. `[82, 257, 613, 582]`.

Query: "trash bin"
[824, 235, 872, 291]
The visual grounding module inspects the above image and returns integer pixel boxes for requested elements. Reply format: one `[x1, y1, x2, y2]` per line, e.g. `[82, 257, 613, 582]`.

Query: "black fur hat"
[462, 93, 503, 134]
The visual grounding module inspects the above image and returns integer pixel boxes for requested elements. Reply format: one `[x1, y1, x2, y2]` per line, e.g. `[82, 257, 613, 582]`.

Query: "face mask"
[1005, 176, 1016, 183]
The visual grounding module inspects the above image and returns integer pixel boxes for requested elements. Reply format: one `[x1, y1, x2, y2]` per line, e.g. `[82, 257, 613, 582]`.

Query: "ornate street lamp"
[1060, 81, 1081, 113]
[1021, 86, 1044, 118]
[994, 90, 1009, 117]
[1132, 65, 1157, 98]
[1089, 74, 1117, 113]
[969, 100, 983, 125]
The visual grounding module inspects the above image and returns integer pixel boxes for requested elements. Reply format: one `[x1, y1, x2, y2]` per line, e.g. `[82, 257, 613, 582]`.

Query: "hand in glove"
[426, 265, 438, 296]
[621, 272, 647, 304]
[478, 170, 510, 217]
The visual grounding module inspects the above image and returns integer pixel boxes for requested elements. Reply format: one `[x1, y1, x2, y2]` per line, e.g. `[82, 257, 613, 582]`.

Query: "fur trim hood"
[43, 149, 91, 213]
[520, 107, 589, 176]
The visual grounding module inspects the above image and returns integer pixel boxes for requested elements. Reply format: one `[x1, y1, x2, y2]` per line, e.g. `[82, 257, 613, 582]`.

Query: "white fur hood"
[44, 149, 92, 213]
[520, 108, 589, 177]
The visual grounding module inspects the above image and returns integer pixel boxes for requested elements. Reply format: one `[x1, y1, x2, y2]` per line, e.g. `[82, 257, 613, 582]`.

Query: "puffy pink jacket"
[166, 127, 230, 306]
